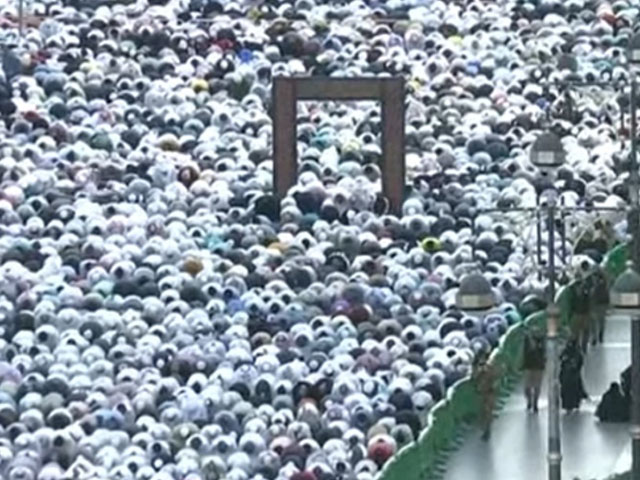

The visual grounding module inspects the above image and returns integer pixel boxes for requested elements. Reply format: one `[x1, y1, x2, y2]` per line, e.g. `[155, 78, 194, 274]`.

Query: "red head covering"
[290, 471, 317, 480]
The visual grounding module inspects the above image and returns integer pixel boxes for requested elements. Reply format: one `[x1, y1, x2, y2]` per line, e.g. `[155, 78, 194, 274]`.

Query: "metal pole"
[537, 193, 543, 281]
[476, 207, 539, 214]
[632, 317, 640, 480]
[623, 97, 626, 149]
[548, 198, 556, 305]
[18, 0, 23, 42]
[630, 78, 640, 268]
[547, 303, 562, 480]
[565, 89, 573, 123]
[560, 196, 566, 265]
[629, 69, 640, 480]
[560, 206, 626, 213]
[547, 197, 561, 480]
[471, 215, 476, 262]
[544, 83, 551, 124]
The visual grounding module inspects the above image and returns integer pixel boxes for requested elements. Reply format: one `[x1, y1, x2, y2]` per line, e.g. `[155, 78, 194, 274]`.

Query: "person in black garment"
[560, 339, 589, 413]
[522, 326, 546, 413]
[596, 382, 629, 423]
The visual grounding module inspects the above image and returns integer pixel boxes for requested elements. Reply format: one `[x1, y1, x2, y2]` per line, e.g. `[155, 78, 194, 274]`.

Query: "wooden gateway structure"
[272, 77, 406, 214]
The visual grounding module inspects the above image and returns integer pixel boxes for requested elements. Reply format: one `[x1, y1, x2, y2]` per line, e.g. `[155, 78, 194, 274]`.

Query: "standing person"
[473, 352, 500, 441]
[522, 326, 546, 413]
[590, 268, 609, 345]
[571, 274, 592, 354]
[559, 339, 589, 413]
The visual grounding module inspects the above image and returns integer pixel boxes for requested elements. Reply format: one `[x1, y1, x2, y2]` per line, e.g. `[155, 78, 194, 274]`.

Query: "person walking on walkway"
[571, 274, 592, 354]
[522, 326, 546, 413]
[559, 339, 589, 413]
[473, 352, 500, 441]
[589, 267, 609, 345]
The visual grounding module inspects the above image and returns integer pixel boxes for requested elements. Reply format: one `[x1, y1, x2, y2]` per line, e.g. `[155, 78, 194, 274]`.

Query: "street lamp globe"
[628, 33, 640, 64]
[610, 261, 640, 314]
[455, 272, 495, 314]
[530, 132, 566, 171]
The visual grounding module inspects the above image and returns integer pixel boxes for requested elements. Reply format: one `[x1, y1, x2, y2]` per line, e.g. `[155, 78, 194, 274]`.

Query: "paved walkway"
[441, 315, 632, 480]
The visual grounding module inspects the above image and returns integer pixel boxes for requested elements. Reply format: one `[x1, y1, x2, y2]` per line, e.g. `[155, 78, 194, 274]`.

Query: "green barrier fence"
[379, 243, 629, 480]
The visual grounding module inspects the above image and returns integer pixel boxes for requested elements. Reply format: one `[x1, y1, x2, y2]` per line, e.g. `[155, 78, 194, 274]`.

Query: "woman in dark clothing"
[571, 277, 592, 354]
[559, 339, 588, 412]
[596, 382, 629, 423]
[522, 327, 546, 413]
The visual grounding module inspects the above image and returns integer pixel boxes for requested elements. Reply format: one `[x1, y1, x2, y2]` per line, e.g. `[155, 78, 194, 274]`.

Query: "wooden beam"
[381, 78, 405, 215]
[273, 77, 298, 200]
[295, 77, 386, 100]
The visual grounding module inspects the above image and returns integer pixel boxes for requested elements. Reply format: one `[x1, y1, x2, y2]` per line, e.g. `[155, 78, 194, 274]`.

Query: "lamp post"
[621, 31, 640, 480]
[455, 271, 496, 315]
[530, 131, 566, 480]
[610, 262, 640, 480]
[530, 131, 565, 303]
[627, 33, 640, 269]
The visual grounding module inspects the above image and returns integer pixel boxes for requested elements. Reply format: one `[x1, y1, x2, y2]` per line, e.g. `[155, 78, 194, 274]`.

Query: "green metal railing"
[379, 243, 629, 480]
